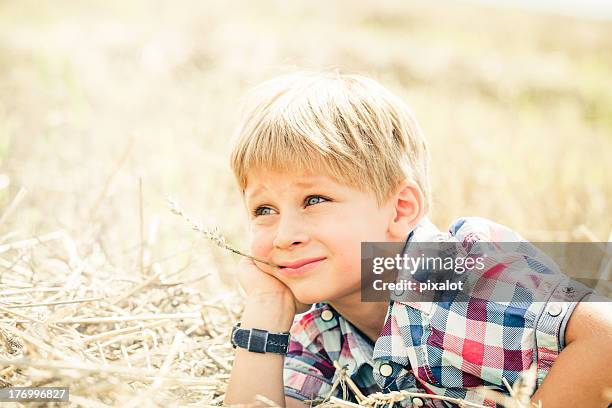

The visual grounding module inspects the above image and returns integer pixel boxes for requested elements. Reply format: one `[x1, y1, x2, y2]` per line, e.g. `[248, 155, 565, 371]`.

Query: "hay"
[0, 227, 238, 407]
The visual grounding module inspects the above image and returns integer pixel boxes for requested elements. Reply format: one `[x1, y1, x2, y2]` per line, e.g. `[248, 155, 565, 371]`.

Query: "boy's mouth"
[278, 256, 327, 270]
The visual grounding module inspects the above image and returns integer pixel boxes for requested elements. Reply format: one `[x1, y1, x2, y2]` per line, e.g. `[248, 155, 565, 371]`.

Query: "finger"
[238, 256, 272, 278]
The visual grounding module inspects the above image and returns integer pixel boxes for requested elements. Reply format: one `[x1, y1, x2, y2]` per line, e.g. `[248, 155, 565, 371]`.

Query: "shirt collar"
[406, 216, 443, 244]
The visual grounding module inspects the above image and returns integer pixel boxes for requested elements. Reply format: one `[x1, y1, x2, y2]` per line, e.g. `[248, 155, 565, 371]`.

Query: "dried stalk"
[167, 197, 280, 268]
[1, 297, 105, 308]
[55, 311, 202, 325]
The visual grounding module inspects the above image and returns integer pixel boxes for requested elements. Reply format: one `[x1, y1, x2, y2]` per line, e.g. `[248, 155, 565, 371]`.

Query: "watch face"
[247, 328, 268, 353]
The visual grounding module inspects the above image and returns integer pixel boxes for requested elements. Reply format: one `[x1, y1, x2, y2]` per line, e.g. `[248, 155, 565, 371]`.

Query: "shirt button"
[547, 303, 563, 317]
[411, 397, 424, 407]
[562, 286, 575, 295]
[378, 363, 393, 377]
[320, 310, 334, 322]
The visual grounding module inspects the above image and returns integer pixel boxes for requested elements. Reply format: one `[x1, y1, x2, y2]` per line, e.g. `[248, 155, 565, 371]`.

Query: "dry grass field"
[0, 0, 611, 406]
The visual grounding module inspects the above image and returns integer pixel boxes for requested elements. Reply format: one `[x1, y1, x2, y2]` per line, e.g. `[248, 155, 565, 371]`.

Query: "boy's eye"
[253, 195, 329, 217]
[305, 195, 327, 206]
[254, 206, 273, 217]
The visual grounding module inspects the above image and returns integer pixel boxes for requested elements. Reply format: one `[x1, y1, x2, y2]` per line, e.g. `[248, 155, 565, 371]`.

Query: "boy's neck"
[328, 292, 389, 343]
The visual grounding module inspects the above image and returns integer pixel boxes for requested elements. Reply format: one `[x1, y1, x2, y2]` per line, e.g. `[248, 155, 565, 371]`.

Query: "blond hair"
[229, 71, 431, 211]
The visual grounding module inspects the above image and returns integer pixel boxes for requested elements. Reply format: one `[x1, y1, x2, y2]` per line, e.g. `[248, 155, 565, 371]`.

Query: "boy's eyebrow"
[295, 180, 316, 188]
[246, 185, 264, 197]
[245, 185, 269, 204]
[245, 179, 329, 201]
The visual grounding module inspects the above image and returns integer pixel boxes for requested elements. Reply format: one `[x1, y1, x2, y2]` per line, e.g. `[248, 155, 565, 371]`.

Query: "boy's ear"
[387, 179, 425, 240]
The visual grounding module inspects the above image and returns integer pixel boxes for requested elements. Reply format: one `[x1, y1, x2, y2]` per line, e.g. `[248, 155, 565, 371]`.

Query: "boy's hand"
[237, 257, 312, 315]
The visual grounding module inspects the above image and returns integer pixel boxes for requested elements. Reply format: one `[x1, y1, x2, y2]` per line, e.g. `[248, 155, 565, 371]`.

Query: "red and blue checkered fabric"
[283, 217, 593, 407]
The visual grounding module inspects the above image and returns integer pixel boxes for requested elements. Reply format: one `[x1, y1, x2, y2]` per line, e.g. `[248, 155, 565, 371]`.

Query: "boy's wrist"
[241, 292, 296, 332]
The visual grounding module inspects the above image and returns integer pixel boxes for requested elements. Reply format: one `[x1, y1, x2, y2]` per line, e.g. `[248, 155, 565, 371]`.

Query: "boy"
[223, 71, 612, 407]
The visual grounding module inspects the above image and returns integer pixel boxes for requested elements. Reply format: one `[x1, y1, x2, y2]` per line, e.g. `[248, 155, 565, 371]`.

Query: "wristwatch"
[230, 322, 291, 355]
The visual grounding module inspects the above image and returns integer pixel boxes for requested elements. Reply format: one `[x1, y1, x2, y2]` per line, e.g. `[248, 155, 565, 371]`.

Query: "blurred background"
[0, 1, 611, 405]
[1, 0, 611, 310]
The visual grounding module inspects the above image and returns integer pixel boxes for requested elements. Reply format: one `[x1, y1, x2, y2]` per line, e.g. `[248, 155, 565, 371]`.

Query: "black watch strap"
[230, 322, 291, 354]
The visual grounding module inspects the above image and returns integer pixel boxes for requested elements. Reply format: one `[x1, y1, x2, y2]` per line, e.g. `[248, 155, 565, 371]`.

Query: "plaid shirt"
[283, 217, 593, 407]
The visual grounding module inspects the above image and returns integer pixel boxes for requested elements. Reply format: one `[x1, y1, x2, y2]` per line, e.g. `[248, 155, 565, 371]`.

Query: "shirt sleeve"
[533, 277, 593, 386]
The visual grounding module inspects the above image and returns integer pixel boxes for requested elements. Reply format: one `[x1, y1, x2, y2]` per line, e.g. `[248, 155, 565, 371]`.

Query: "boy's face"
[244, 167, 404, 305]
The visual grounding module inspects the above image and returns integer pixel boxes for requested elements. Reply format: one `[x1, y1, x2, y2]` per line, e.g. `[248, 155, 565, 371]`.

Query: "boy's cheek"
[249, 231, 272, 259]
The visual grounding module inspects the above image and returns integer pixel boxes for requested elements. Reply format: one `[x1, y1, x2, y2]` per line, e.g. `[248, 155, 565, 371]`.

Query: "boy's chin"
[291, 282, 360, 306]
[292, 290, 329, 306]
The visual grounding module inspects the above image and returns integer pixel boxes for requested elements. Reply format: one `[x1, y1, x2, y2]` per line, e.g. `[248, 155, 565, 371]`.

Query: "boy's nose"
[272, 214, 309, 250]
